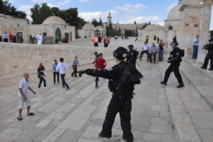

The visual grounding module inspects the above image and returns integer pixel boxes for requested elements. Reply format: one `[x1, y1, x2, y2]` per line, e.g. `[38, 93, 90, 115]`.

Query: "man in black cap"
[79, 47, 141, 142]
[127, 44, 138, 67]
[161, 42, 184, 88]
[127, 44, 143, 78]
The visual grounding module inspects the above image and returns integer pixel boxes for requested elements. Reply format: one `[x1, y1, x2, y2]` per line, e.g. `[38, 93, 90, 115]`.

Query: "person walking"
[3, 31, 8, 42]
[92, 52, 99, 64]
[104, 36, 110, 47]
[92, 34, 99, 47]
[37, 63, 47, 89]
[201, 37, 213, 71]
[192, 34, 199, 59]
[158, 40, 164, 61]
[17, 73, 36, 121]
[160, 42, 184, 88]
[149, 43, 157, 63]
[78, 47, 141, 142]
[9, 33, 13, 43]
[56, 58, 70, 90]
[36, 32, 43, 45]
[53, 59, 60, 84]
[94, 53, 107, 88]
[71, 56, 80, 77]
[139, 42, 149, 61]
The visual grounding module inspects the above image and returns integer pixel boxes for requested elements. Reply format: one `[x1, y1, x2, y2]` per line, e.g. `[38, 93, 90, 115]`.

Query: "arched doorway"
[55, 27, 62, 42]
[167, 25, 175, 45]
[95, 30, 101, 36]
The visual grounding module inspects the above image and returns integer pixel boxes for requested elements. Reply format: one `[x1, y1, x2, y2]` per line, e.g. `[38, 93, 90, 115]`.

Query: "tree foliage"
[30, 3, 86, 29]
[92, 18, 103, 27]
[0, 0, 26, 19]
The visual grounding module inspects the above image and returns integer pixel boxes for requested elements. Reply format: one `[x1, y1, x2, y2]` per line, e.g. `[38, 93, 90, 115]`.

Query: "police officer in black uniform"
[161, 42, 184, 88]
[201, 37, 213, 71]
[79, 47, 141, 142]
[127, 44, 143, 78]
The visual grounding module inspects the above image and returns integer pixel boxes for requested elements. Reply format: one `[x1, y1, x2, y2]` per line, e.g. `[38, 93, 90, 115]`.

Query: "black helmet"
[128, 44, 134, 49]
[113, 47, 128, 60]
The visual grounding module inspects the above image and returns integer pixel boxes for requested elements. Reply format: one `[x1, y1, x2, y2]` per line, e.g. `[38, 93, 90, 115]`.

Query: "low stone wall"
[0, 42, 115, 87]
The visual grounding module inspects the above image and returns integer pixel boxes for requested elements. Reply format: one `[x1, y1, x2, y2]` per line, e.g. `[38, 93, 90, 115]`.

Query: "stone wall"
[0, 43, 115, 87]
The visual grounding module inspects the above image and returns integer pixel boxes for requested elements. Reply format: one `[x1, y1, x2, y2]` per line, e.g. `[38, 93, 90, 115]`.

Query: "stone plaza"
[0, 38, 213, 142]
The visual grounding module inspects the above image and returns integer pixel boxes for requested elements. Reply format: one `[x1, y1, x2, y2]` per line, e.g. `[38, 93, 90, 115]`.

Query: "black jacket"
[168, 47, 182, 64]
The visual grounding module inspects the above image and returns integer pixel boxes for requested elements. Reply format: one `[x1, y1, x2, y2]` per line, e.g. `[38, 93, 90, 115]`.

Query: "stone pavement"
[0, 38, 213, 142]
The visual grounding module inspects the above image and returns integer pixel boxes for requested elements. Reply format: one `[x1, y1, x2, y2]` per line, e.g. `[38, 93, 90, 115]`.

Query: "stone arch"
[55, 27, 62, 42]
[167, 25, 173, 30]
[95, 29, 101, 36]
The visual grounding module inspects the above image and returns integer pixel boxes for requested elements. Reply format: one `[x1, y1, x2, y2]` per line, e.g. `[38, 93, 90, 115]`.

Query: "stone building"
[103, 12, 146, 33]
[0, 14, 76, 43]
[138, 24, 164, 44]
[138, 0, 213, 64]
[77, 23, 106, 39]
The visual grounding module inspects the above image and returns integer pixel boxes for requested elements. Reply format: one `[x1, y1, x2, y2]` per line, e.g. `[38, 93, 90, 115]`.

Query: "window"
[154, 36, 156, 40]
[168, 26, 173, 30]
[43, 33, 47, 36]
[194, 24, 198, 27]
[185, 23, 189, 26]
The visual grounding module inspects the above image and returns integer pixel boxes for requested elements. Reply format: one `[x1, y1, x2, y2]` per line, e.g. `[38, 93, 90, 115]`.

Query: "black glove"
[78, 70, 86, 77]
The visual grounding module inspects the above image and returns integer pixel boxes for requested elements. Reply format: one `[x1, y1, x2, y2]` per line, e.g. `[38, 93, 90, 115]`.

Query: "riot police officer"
[201, 37, 213, 71]
[160, 42, 184, 88]
[127, 44, 143, 78]
[127, 44, 138, 67]
[79, 47, 141, 142]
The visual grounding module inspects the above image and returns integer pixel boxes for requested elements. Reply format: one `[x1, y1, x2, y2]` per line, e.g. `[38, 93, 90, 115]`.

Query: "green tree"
[0, 0, 26, 18]
[30, 3, 52, 24]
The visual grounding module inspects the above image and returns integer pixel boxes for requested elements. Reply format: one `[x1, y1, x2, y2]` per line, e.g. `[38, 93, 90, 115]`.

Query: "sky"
[7, 0, 213, 29]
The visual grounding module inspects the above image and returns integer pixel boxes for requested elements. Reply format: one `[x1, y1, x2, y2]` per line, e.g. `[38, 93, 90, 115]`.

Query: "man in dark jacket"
[160, 42, 184, 88]
[79, 47, 141, 142]
[201, 37, 213, 71]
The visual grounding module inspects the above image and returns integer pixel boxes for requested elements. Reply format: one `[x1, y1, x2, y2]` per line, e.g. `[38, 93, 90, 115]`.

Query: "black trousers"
[104, 43, 108, 47]
[202, 52, 213, 69]
[71, 65, 78, 76]
[38, 76, 46, 88]
[163, 63, 184, 85]
[149, 53, 156, 63]
[94, 43, 98, 47]
[140, 50, 149, 60]
[101, 94, 133, 141]
[61, 74, 69, 88]
[53, 72, 60, 83]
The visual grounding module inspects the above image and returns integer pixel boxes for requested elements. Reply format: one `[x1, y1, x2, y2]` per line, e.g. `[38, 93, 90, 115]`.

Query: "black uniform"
[162, 47, 184, 86]
[84, 62, 140, 142]
[201, 39, 213, 70]
[127, 50, 139, 67]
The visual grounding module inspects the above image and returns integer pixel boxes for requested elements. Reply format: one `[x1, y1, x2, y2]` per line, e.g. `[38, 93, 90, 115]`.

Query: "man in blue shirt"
[53, 59, 60, 84]
[192, 34, 199, 59]
[71, 56, 79, 77]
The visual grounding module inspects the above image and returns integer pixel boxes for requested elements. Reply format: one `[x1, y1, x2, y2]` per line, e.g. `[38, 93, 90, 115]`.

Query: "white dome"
[82, 23, 95, 30]
[96, 26, 104, 29]
[42, 16, 66, 25]
[167, 4, 182, 20]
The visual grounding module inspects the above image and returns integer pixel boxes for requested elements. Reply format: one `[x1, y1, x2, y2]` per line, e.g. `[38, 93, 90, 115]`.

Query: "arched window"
[185, 23, 189, 26]
[194, 24, 199, 27]
[154, 36, 156, 40]
[168, 26, 173, 30]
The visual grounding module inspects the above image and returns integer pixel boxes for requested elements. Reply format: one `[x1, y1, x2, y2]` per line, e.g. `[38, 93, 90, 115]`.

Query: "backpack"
[180, 49, 185, 57]
[116, 64, 141, 98]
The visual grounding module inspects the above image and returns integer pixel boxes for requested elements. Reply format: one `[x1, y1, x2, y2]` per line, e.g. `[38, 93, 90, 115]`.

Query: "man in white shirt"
[56, 58, 70, 90]
[192, 34, 199, 59]
[17, 73, 36, 121]
[139, 42, 150, 61]
[36, 32, 43, 45]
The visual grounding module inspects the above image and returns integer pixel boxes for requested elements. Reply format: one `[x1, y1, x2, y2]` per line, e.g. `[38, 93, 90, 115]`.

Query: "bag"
[180, 49, 185, 57]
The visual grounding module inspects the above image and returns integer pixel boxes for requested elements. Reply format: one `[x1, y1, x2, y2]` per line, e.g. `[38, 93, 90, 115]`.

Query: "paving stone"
[59, 114, 90, 130]
[41, 128, 66, 142]
[57, 130, 83, 142]
[142, 133, 161, 141]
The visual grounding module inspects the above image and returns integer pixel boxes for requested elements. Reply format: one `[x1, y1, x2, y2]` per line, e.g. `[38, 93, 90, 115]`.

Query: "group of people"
[139, 40, 165, 63]
[18, 34, 212, 142]
[1, 31, 16, 43]
[92, 35, 110, 47]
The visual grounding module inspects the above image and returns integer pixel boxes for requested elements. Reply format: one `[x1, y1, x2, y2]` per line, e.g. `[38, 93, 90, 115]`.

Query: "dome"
[96, 26, 104, 29]
[144, 24, 164, 31]
[167, 4, 182, 20]
[42, 16, 66, 25]
[82, 23, 95, 30]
